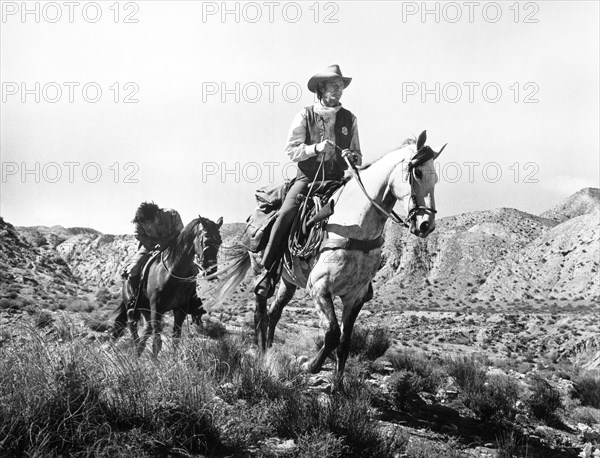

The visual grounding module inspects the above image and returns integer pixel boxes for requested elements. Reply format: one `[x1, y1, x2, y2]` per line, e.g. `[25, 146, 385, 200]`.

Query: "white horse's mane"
[358, 137, 416, 171]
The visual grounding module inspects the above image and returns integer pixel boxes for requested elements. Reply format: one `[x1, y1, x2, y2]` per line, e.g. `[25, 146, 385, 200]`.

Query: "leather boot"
[254, 262, 280, 299]
[261, 241, 281, 271]
[127, 274, 141, 310]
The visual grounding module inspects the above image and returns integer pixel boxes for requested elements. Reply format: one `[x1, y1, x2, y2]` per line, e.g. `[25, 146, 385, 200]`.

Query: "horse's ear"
[434, 143, 447, 160]
[417, 130, 427, 151]
[216, 217, 223, 228]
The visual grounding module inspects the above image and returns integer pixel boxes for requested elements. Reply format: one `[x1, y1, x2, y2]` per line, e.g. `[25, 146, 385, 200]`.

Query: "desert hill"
[540, 187, 600, 223]
[476, 209, 600, 302]
[1, 188, 598, 308]
[376, 208, 560, 303]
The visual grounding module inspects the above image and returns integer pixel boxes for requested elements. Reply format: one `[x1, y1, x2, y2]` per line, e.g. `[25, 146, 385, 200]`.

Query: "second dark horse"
[113, 215, 223, 356]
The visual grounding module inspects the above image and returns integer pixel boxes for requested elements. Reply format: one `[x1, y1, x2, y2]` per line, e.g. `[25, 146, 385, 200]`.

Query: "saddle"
[244, 178, 346, 257]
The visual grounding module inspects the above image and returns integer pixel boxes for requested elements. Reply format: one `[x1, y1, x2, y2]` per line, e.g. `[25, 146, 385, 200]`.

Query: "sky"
[1, 0, 599, 234]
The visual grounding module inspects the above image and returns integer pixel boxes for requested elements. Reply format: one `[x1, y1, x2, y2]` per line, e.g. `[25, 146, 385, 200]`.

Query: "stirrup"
[254, 260, 281, 299]
[254, 271, 277, 299]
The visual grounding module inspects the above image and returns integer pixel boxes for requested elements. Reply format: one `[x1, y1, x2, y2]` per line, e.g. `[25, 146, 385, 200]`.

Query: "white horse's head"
[389, 130, 446, 238]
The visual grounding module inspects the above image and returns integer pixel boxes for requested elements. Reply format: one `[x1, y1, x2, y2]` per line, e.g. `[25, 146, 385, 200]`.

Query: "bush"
[464, 374, 519, 423]
[446, 356, 519, 422]
[0, 329, 222, 457]
[272, 368, 405, 457]
[389, 351, 445, 393]
[528, 375, 562, 420]
[362, 327, 391, 360]
[203, 319, 227, 339]
[572, 376, 600, 408]
[389, 369, 426, 409]
[446, 355, 487, 394]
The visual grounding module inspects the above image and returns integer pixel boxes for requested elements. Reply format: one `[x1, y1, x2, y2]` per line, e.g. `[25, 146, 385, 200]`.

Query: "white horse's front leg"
[305, 278, 340, 374]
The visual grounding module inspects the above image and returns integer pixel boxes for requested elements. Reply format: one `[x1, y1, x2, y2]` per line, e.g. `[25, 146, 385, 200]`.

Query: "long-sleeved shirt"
[285, 103, 361, 165]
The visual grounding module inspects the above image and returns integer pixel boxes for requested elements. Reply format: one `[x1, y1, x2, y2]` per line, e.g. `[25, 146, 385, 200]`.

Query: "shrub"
[389, 351, 445, 393]
[572, 376, 600, 408]
[0, 329, 221, 457]
[389, 369, 426, 409]
[447, 356, 519, 422]
[362, 327, 391, 360]
[272, 368, 404, 457]
[446, 355, 487, 394]
[528, 375, 562, 420]
[203, 319, 227, 339]
[464, 374, 519, 422]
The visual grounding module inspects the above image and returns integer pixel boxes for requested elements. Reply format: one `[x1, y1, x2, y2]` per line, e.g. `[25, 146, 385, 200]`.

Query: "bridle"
[160, 230, 221, 281]
[339, 142, 444, 228]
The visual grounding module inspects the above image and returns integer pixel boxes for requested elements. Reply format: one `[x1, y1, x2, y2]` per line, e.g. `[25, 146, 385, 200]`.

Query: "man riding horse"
[256, 64, 362, 298]
[111, 201, 190, 339]
[127, 201, 183, 306]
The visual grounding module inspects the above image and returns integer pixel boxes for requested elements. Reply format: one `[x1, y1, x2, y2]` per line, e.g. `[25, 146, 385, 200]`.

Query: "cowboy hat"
[307, 64, 352, 93]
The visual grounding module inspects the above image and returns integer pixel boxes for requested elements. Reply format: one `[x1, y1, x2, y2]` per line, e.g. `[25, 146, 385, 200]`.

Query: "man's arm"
[285, 109, 319, 162]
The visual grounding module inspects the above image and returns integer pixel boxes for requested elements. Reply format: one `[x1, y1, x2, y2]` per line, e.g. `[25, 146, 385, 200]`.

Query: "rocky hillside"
[1, 188, 598, 308]
[540, 187, 600, 223]
[476, 209, 600, 302]
[0, 217, 81, 306]
[376, 208, 559, 303]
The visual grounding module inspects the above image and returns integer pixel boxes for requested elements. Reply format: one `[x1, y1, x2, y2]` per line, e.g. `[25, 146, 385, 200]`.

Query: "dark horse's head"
[169, 215, 223, 278]
[195, 215, 223, 278]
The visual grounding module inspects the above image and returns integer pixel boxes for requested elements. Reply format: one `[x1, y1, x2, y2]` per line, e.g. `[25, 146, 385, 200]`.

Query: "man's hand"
[315, 140, 336, 161]
[342, 149, 360, 166]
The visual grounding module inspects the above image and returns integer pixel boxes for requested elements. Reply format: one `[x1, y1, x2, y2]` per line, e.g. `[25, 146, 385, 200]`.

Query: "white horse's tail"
[211, 248, 251, 307]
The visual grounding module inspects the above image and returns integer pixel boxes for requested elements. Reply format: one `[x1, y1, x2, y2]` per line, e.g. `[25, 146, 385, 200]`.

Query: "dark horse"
[215, 131, 445, 386]
[113, 215, 223, 356]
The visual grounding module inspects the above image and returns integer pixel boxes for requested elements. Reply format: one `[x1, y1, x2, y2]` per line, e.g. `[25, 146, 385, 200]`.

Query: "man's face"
[320, 78, 344, 107]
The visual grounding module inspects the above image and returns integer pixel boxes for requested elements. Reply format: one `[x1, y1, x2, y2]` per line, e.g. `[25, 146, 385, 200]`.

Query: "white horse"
[216, 130, 445, 383]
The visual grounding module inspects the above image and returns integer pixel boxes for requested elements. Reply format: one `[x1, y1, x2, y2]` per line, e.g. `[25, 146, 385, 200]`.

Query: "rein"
[160, 251, 199, 282]
[159, 235, 216, 282]
[342, 152, 408, 227]
[337, 144, 438, 228]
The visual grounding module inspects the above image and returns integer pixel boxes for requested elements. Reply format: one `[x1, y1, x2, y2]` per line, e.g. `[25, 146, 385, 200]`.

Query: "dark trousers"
[262, 177, 311, 270]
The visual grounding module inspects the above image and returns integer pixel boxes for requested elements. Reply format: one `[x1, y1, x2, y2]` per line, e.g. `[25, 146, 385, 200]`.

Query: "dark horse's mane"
[165, 217, 205, 262]
[358, 137, 416, 171]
